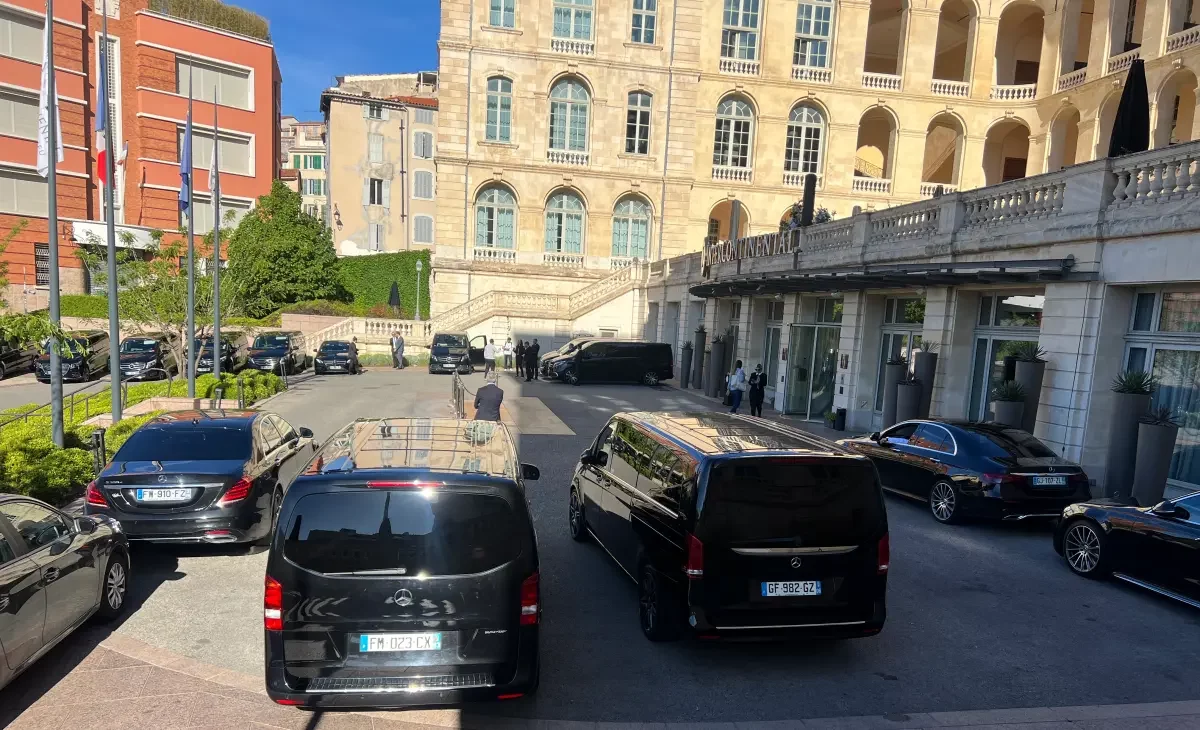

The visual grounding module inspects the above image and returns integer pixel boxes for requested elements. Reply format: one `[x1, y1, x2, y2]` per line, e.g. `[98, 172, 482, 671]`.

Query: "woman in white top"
[728, 360, 747, 414]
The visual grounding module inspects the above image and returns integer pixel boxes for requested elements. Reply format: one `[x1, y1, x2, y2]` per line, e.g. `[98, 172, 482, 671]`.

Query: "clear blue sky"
[234, 0, 440, 120]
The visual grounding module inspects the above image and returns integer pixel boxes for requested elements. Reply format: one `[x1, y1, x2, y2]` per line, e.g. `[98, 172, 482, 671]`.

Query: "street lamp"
[415, 259, 423, 322]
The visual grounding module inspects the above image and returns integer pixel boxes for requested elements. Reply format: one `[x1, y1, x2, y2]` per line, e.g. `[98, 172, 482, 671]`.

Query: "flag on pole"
[96, 41, 108, 183]
[179, 88, 193, 214]
[210, 123, 220, 199]
[36, 13, 64, 178]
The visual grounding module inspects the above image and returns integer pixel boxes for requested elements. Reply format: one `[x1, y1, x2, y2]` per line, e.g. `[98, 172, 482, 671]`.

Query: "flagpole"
[186, 67, 196, 398]
[102, 0, 120, 422]
[45, 0, 63, 448]
[211, 92, 221, 383]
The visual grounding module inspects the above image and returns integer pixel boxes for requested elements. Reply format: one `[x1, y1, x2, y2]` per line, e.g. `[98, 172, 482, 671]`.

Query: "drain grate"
[306, 673, 494, 693]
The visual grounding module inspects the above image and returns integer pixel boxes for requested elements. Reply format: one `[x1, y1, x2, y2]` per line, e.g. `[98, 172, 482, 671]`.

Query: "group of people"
[726, 360, 768, 417]
[481, 337, 541, 381]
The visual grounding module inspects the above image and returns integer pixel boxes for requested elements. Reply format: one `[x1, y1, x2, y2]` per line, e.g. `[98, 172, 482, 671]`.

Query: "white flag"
[36, 15, 64, 178]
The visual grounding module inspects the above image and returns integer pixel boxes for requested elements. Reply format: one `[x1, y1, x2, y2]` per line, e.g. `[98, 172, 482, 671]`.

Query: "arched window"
[785, 105, 824, 175]
[625, 91, 652, 154]
[486, 77, 513, 142]
[550, 79, 590, 151]
[544, 192, 585, 253]
[475, 186, 516, 249]
[713, 97, 754, 168]
[612, 197, 652, 259]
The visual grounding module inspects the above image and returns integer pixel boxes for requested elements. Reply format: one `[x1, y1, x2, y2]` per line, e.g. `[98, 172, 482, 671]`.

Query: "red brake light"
[877, 534, 890, 574]
[685, 534, 704, 579]
[272, 698, 303, 706]
[497, 693, 524, 700]
[218, 477, 253, 506]
[366, 481, 443, 489]
[86, 481, 107, 508]
[264, 575, 283, 631]
[519, 572, 539, 625]
[981, 473, 1020, 487]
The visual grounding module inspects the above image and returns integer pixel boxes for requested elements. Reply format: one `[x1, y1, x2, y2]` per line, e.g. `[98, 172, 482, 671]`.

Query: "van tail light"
[264, 575, 283, 631]
[519, 572, 539, 625]
[877, 534, 890, 575]
[366, 480, 443, 489]
[86, 481, 107, 508]
[685, 534, 704, 579]
[218, 477, 252, 506]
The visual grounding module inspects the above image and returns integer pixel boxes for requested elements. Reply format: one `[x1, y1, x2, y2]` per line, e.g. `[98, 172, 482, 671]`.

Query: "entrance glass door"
[764, 325, 782, 400]
[810, 326, 839, 420]
[968, 337, 1038, 421]
[786, 324, 840, 419]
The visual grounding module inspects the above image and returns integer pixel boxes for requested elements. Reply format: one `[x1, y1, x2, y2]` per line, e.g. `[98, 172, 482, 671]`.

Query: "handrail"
[0, 376, 130, 430]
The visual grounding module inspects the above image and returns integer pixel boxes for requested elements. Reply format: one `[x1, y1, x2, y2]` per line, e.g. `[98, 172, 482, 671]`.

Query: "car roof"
[304, 418, 519, 480]
[432, 331, 468, 337]
[66, 330, 105, 337]
[619, 412, 860, 459]
[142, 410, 259, 428]
[320, 339, 353, 345]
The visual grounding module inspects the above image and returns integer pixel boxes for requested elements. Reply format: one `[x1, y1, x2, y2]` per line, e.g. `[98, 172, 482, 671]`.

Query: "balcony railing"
[854, 156, 884, 178]
[792, 66, 832, 84]
[861, 72, 902, 91]
[543, 252, 585, 268]
[1106, 47, 1140, 76]
[550, 37, 595, 56]
[472, 246, 517, 264]
[713, 165, 753, 183]
[783, 171, 823, 188]
[610, 256, 637, 270]
[990, 84, 1037, 101]
[920, 182, 958, 198]
[719, 57, 760, 76]
[546, 149, 589, 166]
[852, 177, 892, 194]
[1056, 67, 1088, 93]
[931, 79, 969, 98]
[1166, 26, 1200, 53]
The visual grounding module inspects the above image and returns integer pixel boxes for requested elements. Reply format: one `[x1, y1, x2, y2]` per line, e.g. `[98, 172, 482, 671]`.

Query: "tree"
[779, 203, 835, 232]
[226, 181, 345, 318]
[0, 219, 66, 350]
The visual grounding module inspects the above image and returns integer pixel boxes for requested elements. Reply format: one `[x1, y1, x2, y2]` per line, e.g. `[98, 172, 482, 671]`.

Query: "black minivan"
[569, 412, 889, 641]
[264, 417, 542, 709]
[554, 341, 673, 386]
[36, 331, 110, 383]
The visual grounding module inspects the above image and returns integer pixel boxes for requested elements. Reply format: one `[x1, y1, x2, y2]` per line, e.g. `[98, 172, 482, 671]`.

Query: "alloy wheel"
[930, 483, 956, 522]
[643, 371, 660, 386]
[106, 560, 126, 610]
[640, 568, 658, 633]
[569, 490, 581, 535]
[1065, 522, 1101, 573]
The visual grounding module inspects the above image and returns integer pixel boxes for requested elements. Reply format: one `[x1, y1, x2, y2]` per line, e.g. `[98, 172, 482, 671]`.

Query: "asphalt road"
[88, 369, 1200, 723]
[0, 373, 96, 413]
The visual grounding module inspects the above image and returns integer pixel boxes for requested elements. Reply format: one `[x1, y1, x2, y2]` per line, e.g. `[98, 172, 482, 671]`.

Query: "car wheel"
[257, 488, 282, 547]
[1063, 519, 1110, 578]
[642, 371, 660, 386]
[0, 363, 7, 380]
[80, 365, 91, 382]
[568, 487, 588, 543]
[95, 551, 129, 621]
[564, 370, 580, 386]
[638, 561, 682, 642]
[929, 481, 960, 524]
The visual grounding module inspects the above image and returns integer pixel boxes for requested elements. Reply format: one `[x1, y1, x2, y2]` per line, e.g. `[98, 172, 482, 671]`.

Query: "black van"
[35, 331, 110, 383]
[0, 338, 37, 380]
[248, 331, 307, 374]
[553, 341, 672, 386]
[195, 332, 249, 374]
[568, 412, 889, 641]
[264, 417, 542, 709]
[117, 334, 176, 381]
[428, 332, 481, 374]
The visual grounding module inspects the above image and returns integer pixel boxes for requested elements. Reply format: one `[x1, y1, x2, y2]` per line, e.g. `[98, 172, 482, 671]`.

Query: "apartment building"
[320, 72, 439, 256]
[281, 116, 327, 220]
[0, 0, 280, 307]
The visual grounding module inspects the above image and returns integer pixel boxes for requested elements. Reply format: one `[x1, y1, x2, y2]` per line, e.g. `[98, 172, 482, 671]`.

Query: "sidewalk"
[664, 379, 858, 442]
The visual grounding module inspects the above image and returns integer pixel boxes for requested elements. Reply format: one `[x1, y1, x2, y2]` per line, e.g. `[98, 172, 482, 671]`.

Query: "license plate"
[443, 363, 456, 369]
[358, 633, 442, 652]
[135, 488, 192, 502]
[761, 581, 822, 597]
[1031, 476, 1067, 486]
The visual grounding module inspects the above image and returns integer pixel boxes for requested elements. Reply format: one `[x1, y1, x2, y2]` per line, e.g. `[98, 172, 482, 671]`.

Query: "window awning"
[690, 257, 1090, 298]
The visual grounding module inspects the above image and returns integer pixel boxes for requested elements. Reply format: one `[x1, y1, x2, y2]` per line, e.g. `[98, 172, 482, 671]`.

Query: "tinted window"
[0, 501, 70, 551]
[909, 424, 951, 453]
[0, 532, 14, 563]
[703, 458, 885, 543]
[594, 424, 615, 466]
[608, 421, 648, 487]
[120, 338, 158, 353]
[584, 342, 613, 358]
[1177, 493, 1200, 524]
[282, 490, 522, 575]
[433, 334, 468, 347]
[254, 335, 291, 348]
[882, 423, 918, 443]
[259, 418, 284, 453]
[969, 428, 1057, 458]
[639, 444, 678, 509]
[320, 342, 351, 353]
[271, 415, 297, 444]
[114, 426, 252, 461]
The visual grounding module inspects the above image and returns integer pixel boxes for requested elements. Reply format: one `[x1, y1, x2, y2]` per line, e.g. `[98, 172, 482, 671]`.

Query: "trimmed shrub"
[59, 294, 109, 318]
[339, 251, 431, 319]
[148, 0, 270, 40]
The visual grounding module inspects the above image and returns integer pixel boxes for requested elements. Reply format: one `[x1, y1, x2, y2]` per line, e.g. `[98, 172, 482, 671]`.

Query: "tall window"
[414, 216, 434, 244]
[713, 98, 754, 168]
[631, 0, 657, 44]
[303, 179, 324, 196]
[612, 198, 651, 258]
[368, 133, 384, 163]
[177, 129, 252, 175]
[414, 131, 434, 159]
[102, 37, 119, 142]
[1124, 0, 1139, 48]
[365, 102, 385, 120]
[368, 223, 385, 251]
[794, 0, 833, 68]
[625, 92, 652, 155]
[486, 77, 513, 142]
[366, 178, 387, 207]
[721, 0, 761, 60]
[176, 57, 250, 110]
[785, 105, 824, 174]
[0, 169, 48, 217]
[544, 192, 585, 253]
[413, 171, 434, 199]
[553, 0, 593, 39]
[476, 186, 517, 249]
[0, 9, 43, 63]
[489, 0, 515, 28]
[414, 108, 434, 125]
[549, 79, 590, 151]
[0, 91, 37, 139]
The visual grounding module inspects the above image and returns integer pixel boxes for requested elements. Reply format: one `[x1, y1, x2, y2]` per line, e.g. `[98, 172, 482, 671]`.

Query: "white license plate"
[358, 633, 442, 652]
[443, 363, 456, 369]
[1031, 476, 1067, 486]
[135, 488, 193, 502]
[761, 581, 822, 597]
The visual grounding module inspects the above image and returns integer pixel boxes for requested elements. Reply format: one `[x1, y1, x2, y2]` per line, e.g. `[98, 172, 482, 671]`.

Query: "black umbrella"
[388, 281, 401, 315]
[1107, 58, 1150, 158]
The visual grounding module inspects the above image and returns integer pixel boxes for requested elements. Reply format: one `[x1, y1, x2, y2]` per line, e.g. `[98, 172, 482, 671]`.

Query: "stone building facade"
[280, 117, 328, 221]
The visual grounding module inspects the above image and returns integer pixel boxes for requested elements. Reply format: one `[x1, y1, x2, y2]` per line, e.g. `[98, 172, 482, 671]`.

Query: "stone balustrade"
[920, 182, 958, 197]
[1106, 47, 1140, 75]
[990, 83, 1037, 101]
[1166, 25, 1200, 53]
[1056, 67, 1088, 93]
[931, 79, 969, 97]
[543, 252, 585, 268]
[861, 72, 902, 91]
[550, 37, 594, 56]
[783, 171, 822, 188]
[719, 57, 760, 76]
[546, 149, 589, 166]
[473, 246, 517, 264]
[713, 164, 753, 183]
[791, 66, 831, 83]
[852, 177, 892, 194]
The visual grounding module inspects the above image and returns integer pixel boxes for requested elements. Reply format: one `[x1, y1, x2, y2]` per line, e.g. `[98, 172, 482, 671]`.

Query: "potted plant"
[692, 325, 707, 390]
[824, 410, 837, 427]
[881, 357, 907, 429]
[895, 371, 923, 423]
[706, 332, 726, 399]
[1107, 369, 1156, 499]
[1133, 406, 1179, 507]
[1011, 342, 1047, 433]
[680, 341, 693, 389]
[913, 341, 939, 418]
[990, 380, 1026, 428]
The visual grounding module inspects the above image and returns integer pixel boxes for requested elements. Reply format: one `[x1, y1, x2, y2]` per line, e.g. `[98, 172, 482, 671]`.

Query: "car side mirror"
[298, 426, 314, 439]
[1151, 500, 1185, 518]
[521, 463, 540, 481]
[75, 517, 97, 534]
[869, 432, 881, 442]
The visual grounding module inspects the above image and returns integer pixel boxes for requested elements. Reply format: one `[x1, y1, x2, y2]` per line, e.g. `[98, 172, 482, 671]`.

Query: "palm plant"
[1112, 369, 1157, 394]
[990, 380, 1026, 402]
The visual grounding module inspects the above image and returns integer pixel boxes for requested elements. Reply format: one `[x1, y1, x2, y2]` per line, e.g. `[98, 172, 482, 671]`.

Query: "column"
[957, 134, 988, 190]
[1086, 0, 1115, 73]
[774, 293, 800, 413]
[833, 0, 871, 88]
[1027, 133, 1049, 176]
[825, 122, 862, 193]
[968, 17, 1000, 101]
[893, 129, 927, 197]
[1037, 7, 1065, 98]
[1037, 281, 1105, 462]
[929, 288, 979, 420]
[902, 9, 942, 94]
[1138, 0, 1169, 61]
[737, 295, 753, 367]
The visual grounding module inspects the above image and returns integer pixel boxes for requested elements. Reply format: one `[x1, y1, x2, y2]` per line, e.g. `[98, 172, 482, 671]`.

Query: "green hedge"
[148, 0, 270, 40]
[59, 294, 109, 319]
[358, 352, 430, 367]
[339, 252, 431, 319]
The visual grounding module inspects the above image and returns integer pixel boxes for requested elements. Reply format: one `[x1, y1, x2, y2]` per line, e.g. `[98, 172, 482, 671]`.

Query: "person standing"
[394, 331, 405, 369]
[728, 360, 747, 414]
[483, 339, 496, 376]
[474, 371, 504, 421]
[525, 339, 540, 382]
[515, 340, 526, 378]
[503, 337, 514, 371]
[389, 332, 399, 369]
[748, 363, 766, 417]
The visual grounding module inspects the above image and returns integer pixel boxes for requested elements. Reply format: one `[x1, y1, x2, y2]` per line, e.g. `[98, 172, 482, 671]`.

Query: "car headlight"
[315, 358, 324, 364]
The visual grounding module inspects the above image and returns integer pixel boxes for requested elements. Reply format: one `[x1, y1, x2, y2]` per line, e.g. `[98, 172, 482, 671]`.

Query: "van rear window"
[703, 458, 884, 544]
[282, 489, 521, 576]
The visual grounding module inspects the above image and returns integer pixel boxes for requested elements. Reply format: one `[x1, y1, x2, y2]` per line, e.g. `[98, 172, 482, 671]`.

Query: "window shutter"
[362, 179, 370, 205]
[381, 105, 390, 121]
[362, 103, 370, 119]
[382, 179, 391, 210]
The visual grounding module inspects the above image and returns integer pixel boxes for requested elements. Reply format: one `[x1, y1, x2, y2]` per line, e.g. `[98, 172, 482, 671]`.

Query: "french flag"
[94, 47, 126, 187]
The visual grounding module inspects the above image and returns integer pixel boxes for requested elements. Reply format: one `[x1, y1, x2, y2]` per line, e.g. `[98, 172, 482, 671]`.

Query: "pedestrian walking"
[393, 331, 405, 369]
[502, 337, 513, 370]
[525, 338, 540, 382]
[728, 360, 747, 414]
[748, 363, 766, 417]
[515, 340, 526, 378]
[483, 339, 497, 376]
[474, 371, 504, 422]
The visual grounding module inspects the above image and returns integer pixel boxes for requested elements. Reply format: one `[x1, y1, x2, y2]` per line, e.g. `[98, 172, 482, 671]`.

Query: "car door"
[267, 415, 307, 489]
[867, 423, 919, 492]
[578, 342, 610, 382]
[257, 417, 287, 489]
[599, 421, 644, 561]
[0, 517, 44, 678]
[891, 423, 956, 499]
[469, 336, 487, 366]
[579, 423, 615, 533]
[1171, 493, 1200, 601]
[1137, 493, 1200, 600]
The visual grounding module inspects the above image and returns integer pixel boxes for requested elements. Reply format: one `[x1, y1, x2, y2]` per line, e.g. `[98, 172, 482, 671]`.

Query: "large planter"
[880, 362, 906, 429]
[705, 340, 726, 398]
[991, 400, 1024, 428]
[680, 347, 693, 389]
[912, 351, 938, 418]
[896, 381, 923, 423]
[1132, 421, 1179, 506]
[1014, 360, 1046, 434]
[692, 329, 707, 390]
[1105, 392, 1151, 499]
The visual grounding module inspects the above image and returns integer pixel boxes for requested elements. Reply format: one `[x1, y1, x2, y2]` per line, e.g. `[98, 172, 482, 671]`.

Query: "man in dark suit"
[473, 371, 504, 422]
[524, 339, 540, 382]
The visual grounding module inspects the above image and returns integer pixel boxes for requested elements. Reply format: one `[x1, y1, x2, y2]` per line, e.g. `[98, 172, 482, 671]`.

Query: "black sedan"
[1054, 492, 1200, 609]
[840, 420, 1091, 524]
[313, 340, 361, 375]
[117, 335, 176, 381]
[85, 410, 316, 545]
[0, 494, 129, 691]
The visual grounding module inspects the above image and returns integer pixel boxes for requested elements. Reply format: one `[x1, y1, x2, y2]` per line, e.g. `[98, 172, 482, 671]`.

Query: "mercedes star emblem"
[394, 589, 413, 607]
[790, 557, 803, 569]
[157, 475, 167, 483]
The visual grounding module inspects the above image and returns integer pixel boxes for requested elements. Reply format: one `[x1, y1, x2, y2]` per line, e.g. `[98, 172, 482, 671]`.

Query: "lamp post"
[414, 259, 423, 322]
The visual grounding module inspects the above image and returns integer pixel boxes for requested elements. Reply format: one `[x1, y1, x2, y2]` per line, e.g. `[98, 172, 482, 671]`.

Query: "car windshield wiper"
[324, 569, 409, 576]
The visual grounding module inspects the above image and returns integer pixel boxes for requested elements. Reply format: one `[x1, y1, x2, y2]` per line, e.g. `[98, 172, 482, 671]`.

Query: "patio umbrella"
[388, 281, 401, 316]
[1107, 58, 1150, 158]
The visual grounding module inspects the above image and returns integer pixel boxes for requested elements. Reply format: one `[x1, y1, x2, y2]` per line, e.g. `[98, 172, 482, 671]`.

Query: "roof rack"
[310, 418, 518, 478]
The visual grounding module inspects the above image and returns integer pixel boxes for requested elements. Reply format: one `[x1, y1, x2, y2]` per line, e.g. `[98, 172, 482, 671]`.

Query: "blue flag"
[179, 105, 192, 213]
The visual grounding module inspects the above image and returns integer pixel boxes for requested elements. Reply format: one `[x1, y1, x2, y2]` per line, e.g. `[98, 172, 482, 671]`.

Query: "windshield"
[970, 428, 1058, 458]
[253, 335, 290, 349]
[120, 339, 158, 353]
[432, 334, 468, 348]
[113, 427, 251, 461]
[320, 342, 351, 353]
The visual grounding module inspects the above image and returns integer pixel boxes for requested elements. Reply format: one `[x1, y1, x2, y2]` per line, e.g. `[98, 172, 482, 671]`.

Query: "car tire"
[568, 486, 588, 543]
[0, 363, 7, 380]
[638, 560, 682, 642]
[95, 551, 129, 622]
[642, 371, 660, 386]
[929, 480, 960, 524]
[257, 488, 282, 547]
[564, 370, 580, 386]
[1062, 518, 1110, 578]
[80, 365, 90, 382]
